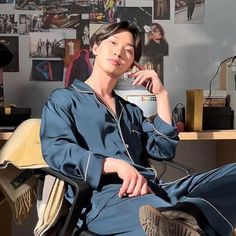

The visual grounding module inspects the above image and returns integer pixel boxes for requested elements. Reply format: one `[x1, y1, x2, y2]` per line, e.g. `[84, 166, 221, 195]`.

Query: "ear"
[92, 43, 99, 56]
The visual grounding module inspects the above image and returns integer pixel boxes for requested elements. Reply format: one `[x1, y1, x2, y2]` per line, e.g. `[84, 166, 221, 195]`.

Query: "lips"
[108, 58, 121, 66]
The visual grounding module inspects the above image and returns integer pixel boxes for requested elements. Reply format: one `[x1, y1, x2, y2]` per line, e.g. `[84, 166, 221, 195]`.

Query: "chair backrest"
[0, 118, 96, 236]
[0, 118, 47, 169]
[0, 118, 49, 226]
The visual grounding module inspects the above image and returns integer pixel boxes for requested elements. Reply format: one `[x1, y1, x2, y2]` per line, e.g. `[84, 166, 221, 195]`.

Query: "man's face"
[93, 29, 135, 77]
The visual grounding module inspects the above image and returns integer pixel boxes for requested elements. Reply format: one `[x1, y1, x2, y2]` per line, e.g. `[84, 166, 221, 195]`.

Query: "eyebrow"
[110, 35, 134, 48]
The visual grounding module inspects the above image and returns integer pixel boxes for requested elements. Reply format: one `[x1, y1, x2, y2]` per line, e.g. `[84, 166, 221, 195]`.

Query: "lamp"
[0, 42, 13, 104]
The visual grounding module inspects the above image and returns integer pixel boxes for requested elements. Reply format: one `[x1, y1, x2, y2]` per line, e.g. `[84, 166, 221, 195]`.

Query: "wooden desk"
[0, 131, 13, 141]
[0, 130, 235, 166]
[179, 130, 236, 140]
[0, 131, 13, 148]
[179, 130, 236, 166]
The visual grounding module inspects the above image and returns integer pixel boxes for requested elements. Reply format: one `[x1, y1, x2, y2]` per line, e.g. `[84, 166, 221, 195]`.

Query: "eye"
[109, 40, 116, 45]
[125, 48, 134, 55]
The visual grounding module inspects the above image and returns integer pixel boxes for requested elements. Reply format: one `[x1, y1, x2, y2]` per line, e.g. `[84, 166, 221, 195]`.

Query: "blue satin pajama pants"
[87, 163, 236, 236]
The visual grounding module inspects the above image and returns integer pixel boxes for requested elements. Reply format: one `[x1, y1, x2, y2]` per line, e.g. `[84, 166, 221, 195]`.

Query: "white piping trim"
[159, 174, 191, 186]
[191, 197, 234, 230]
[84, 153, 91, 181]
[132, 129, 141, 135]
[147, 167, 158, 181]
[153, 125, 173, 139]
[71, 84, 92, 93]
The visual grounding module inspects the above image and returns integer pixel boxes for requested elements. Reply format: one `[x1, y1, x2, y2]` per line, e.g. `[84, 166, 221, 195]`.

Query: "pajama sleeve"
[142, 115, 179, 161]
[40, 92, 104, 190]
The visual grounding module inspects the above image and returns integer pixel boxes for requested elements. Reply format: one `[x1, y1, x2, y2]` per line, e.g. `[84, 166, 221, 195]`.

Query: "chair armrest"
[148, 158, 194, 180]
[161, 160, 194, 175]
[35, 168, 91, 236]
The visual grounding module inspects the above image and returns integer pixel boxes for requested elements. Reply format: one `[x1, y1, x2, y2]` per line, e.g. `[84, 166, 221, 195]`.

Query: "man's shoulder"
[50, 87, 77, 102]
[51, 87, 70, 95]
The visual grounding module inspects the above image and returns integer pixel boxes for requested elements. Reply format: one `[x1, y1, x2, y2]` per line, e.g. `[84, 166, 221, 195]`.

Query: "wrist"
[102, 157, 118, 174]
[155, 88, 168, 97]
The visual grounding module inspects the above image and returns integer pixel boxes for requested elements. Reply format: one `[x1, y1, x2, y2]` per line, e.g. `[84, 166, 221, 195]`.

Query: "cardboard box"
[185, 89, 204, 131]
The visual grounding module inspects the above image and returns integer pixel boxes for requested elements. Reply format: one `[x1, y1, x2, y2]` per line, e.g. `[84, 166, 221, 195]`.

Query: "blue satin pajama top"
[40, 79, 179, 221]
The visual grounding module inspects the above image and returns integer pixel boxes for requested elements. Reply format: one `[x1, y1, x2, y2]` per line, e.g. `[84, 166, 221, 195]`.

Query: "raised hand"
[128, 61, 165, 95]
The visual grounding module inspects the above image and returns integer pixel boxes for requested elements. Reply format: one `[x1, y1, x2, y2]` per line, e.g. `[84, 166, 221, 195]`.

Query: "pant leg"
[190, 5, 195, 18]
[87, 192, 172, 236]
[162, 163, 236, 236]
[187, 6, 191, 19]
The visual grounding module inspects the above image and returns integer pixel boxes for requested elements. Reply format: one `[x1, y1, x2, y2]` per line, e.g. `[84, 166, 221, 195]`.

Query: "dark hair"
[90, 21, 142, 62]
[151, 22, 165, 37]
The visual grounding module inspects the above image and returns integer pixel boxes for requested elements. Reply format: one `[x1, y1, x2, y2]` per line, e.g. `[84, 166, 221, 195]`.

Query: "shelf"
[179, 130, 236, 140]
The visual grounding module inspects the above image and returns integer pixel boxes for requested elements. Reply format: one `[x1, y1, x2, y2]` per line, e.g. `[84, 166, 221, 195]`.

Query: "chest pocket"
[131, 124, 142, 136]
[130, 124, 144, 159]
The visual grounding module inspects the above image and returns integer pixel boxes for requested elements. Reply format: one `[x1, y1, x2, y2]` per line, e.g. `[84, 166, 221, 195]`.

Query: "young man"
[40, 21, 236, 236]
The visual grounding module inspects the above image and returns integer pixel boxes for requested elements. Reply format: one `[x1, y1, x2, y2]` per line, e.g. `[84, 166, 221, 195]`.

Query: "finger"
[119, 179, 130, 197]
[126, 176, 138, 194]
[145, 78, 151, 89]
[132, 74, 145, 85]
[137, 76, 150, 86]
[146, 80, 153, 92]
[129, 175, 146, 197]
[140, 182, 150, 196]
[128, 69, 144, 80]
[133, 61, 146, 70]
[128, 176, 143, 197]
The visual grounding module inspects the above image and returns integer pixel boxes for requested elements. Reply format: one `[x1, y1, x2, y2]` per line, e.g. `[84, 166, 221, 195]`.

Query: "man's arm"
[131, 62, 172, 125]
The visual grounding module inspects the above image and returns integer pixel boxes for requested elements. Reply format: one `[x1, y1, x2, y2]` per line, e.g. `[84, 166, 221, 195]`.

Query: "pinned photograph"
[154, 0, 170, 20]
[65, 48, 92, 87]
[116, 7, 152, 30]
[0, 36, 19, 72]
[18, 14, 49, 35]
[76, 18, 90, 48]
[29, 32, 65, 58]
[31, 60, 64, 81]
[175, 0, 205, 24]
[64, 39, 81, 67]
[141, 22, 168, 83]
[89, 0, 125, 23]
[0, 14, 17, 34]
[0, 0, 14, 3]
[41, 1, 90, 29]
[15, 0, 44, 10]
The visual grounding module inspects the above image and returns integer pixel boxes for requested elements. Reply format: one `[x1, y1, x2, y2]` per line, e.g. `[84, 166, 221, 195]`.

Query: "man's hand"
[102, 158, 154, 198]
[129, 61, 166, 95]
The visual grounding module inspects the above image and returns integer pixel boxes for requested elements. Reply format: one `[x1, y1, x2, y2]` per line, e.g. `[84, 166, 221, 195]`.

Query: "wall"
[1, 0, 236, 117]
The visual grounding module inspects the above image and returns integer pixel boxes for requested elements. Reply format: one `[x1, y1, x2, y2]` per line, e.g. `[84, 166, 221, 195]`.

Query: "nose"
[114, 51, 121, 58]
[113, 46, 122, 58]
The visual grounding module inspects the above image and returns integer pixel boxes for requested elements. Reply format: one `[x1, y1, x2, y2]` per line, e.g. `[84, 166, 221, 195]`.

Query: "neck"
[85, 69, 118, 97]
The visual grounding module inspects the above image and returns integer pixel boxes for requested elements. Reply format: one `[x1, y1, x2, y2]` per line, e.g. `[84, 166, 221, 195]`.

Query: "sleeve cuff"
[153, 115, 179, 138]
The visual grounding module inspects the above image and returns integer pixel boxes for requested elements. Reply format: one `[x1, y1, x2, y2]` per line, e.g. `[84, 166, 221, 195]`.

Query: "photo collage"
[0, 0, 205, 88]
